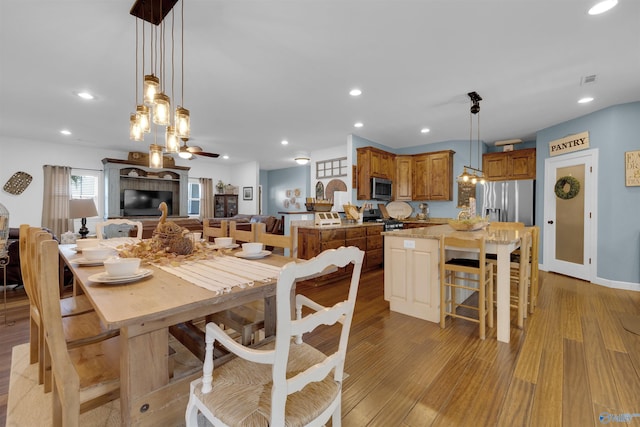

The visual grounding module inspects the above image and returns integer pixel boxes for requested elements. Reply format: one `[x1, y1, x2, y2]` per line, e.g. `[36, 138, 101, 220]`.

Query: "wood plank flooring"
[2, 269, 640, 426]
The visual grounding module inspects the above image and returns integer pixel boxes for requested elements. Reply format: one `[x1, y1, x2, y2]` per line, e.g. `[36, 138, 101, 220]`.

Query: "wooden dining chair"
[38, 239, 120, 427]
[440, 235, 494, 339]
[255, 222, 297, 258]
[228, 220, 257, 244]
[185, 246, 365, 427]
[525, 225, 540, 314]
[203, 219, 229, 242]
[96, 218, 143, 239]
[21, 225, 119, 391]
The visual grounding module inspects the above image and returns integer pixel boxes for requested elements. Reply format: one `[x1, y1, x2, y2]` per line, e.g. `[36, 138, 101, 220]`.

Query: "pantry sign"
[549, 131, 589, 157]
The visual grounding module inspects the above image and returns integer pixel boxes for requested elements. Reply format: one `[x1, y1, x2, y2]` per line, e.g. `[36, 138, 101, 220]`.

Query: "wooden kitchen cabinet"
[482, 148, 536, 181]
[357, 147, 395, 199]
[394, 155, 413, 201]
[297, 224, 383, 283]
[412, 150, 454, 201]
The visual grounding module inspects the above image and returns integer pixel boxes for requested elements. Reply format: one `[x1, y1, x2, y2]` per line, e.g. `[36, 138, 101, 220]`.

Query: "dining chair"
[185, 246, 365, 427]
[525, 225, 540, 314]
[440, 235, 494, 339]
[38, 239, 120, 427]
[228, 220, 257, 244]
[96, 218, 143, 239]
[203, 219, 229, 242]
[21, 225, 119, 391]
[255, 222, 297, 258]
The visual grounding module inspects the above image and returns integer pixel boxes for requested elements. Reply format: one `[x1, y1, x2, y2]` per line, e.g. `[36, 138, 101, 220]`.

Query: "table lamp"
[69, 199, 98, 239]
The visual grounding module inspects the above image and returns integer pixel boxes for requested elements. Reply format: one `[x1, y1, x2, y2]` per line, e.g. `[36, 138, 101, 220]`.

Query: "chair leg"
[29, 317, 39, 365]
[52, 376, 62, 427]
[487, 268, 494, 329]
[479, 273, 486, 340]
[185, 394, 199, 427]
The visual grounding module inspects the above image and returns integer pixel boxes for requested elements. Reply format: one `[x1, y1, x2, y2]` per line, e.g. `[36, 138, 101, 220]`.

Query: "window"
[71, 169, 102, 232]
[316, 157, 348, 179]
[188, 180, 201, 216]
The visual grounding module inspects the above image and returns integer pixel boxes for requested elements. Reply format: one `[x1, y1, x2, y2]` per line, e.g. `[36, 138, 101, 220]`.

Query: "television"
[123, 189, 173, 217]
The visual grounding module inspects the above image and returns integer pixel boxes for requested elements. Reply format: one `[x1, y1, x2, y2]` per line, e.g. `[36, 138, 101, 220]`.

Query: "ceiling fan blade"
[193, 151, 220, 158]
[186, 145, 203, 153]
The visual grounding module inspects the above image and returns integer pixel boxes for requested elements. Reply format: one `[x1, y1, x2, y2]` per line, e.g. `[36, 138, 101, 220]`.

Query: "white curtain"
[42, 165, 72, 238]
[199, 178, 214, 220]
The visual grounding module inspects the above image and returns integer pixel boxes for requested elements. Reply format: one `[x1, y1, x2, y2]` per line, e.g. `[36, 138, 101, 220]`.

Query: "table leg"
[496, 245, 511, 343]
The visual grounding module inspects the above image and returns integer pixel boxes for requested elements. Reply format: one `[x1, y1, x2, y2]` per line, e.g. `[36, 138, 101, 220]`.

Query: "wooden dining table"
[59, 243, 294, 426]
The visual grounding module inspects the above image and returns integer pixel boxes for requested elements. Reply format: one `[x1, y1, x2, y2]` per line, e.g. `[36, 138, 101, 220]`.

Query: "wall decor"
[548, 131, 589, 157]
[625, 150, 640, 186]
[316, 157, 347, 179]
[3, 171, 33, 195]
[243, 186, 253, 200]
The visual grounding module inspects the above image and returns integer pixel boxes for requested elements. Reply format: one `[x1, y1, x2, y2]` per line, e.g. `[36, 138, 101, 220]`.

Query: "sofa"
[205, 214, 283, 238]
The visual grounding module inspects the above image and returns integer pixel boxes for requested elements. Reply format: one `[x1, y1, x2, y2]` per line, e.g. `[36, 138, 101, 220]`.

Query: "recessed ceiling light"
[281, 140, 289, 145]
[222, 155, 229, 159]
[421, 128, 430, 134]
[76, 91, 95, 100]
[588, 0, 618, 15]
[354, 122, 363, 128]
[349, 88, 362, 97]
[60, 129, 71, 135]
[578, 97, 594, 104]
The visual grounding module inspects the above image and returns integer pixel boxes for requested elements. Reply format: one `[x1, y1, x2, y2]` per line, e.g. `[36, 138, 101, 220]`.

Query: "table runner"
[156, 255, 282, 294]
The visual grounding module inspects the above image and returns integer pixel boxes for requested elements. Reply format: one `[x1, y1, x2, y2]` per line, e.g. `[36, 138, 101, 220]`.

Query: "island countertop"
[293, 220, 384, 230]
[382, 224, 523, 244]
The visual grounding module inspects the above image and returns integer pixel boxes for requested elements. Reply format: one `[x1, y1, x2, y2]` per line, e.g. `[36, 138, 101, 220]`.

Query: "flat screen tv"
[123, 189, 173, 217]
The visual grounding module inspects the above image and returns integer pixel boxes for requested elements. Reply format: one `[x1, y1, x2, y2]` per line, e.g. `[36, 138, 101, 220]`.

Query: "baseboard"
[539, 264, 640, 291]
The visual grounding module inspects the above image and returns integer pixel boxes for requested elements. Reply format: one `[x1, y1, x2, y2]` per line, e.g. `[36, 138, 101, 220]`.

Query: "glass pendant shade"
[149, 144, 164, 168]
[136, 104, 151, 133]
[129, 113, 143, 141]
[153, 93, 171, 125]
[175, 107, 190, 138]
[143, 74, 159, 105]
[165, 126, 179, 153]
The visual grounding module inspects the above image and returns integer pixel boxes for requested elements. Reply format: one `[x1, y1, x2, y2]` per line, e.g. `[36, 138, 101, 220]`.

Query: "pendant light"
[165, 125, 179, 153]
[149, 143, 163, 168]
[458, 91, 486, 184]
[129, 113, 143, 141]
[175, 0, 190, 139]
[130, 18, 146, 141]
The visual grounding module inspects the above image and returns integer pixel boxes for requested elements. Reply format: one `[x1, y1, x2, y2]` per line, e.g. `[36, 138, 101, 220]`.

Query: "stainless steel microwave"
[371, 177, 392, 201]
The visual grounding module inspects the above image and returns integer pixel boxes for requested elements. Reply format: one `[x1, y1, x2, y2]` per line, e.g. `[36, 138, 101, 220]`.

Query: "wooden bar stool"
[440, 235, 494, 339]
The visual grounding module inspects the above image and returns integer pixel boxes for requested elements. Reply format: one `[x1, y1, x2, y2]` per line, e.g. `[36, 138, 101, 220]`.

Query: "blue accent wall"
[536, 101, 640, 284]
[263, 166, 310, 216]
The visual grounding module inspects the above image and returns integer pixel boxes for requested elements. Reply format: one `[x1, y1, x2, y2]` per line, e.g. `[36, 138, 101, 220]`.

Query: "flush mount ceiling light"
[295, 156, 310, 165]
[588, 0, 618, 15]
[458, 91, 486, 185]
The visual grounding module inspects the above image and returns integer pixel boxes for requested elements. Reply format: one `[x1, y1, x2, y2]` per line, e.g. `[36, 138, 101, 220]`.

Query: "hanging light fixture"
[165, 125, 179, 153]
[149, 143, 164, 168]
[130, 113, 143, 141]
[175, 0, 190, 138]
[458, 91, 486, 184]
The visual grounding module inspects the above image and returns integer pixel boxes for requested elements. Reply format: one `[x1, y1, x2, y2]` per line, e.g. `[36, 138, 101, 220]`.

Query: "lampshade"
[175, 107, 190, 138]
[143, 74, 159, 105]
[165, 126, 179, 153]
[69, 199, 98, 219]
[153, 93, 171, 125]
[129, 113, 143, 141]
[149, 144, 164, 168]
[136, 104, 151, 133]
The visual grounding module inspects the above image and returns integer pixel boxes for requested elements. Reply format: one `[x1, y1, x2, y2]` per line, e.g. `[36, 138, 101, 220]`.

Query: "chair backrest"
[21, 226, 53, 314]
[270, 246, 364, 425]
[96, 219, 143, 239]
[229, 220, 257, 244]
[487, 221, 525, 231]
[441, 235, 487, 268]
[18, 224, 35, 302]
[203, 219, 229, 241]
[255, 222, 297, 258]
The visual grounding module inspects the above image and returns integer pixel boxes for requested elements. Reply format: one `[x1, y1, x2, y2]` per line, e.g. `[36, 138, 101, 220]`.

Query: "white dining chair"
[186, 246, 365, 427]
[96, 219, 143, 239]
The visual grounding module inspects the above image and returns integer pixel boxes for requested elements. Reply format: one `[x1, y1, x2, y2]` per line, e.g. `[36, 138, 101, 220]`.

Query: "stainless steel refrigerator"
[481, 179, 535, 226]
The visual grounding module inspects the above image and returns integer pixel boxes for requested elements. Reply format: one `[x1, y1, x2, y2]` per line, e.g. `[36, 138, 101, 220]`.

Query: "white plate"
[208, 243, 240, 250]
[234, 250, 272, 259]
[385, 201, 413, 220]
[72, 257, 108, 266]
[88, 268, 153, 284]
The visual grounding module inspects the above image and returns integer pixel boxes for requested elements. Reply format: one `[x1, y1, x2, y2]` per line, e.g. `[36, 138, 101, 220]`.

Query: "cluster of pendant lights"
[458, 91, 486, 185]
[129, 0, 190, 168]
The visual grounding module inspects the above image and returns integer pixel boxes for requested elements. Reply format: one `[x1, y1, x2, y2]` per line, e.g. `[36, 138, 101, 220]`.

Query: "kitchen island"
[382, 224, 521, 343]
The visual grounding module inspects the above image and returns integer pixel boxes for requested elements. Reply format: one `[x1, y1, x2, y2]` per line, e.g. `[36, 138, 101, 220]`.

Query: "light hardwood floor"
[2, 269, 640, 426]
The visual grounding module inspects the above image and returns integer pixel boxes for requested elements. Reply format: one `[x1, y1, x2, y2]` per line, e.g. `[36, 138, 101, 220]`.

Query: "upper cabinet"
[482, 148, 536, 181]
[357, 147, 454, 201]
[356, 147, 395, 199]
[412, 150, 455, 201]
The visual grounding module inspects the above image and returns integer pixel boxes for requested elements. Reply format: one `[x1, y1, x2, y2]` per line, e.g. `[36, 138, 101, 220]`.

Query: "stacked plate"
[88, 269, 153, 285]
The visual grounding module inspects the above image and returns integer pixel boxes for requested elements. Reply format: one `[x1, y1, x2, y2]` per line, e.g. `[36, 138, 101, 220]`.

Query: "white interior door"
[543, 149, 597, 281]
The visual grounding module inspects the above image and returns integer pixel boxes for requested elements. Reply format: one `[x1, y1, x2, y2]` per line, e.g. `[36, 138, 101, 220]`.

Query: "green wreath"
[554, 176, 580, 200]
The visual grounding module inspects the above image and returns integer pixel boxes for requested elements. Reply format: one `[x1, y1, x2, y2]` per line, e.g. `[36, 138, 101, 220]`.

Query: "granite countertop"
[292, 220, 384, 230]
[400, 217, 450, 224]
[382, 224, 522, 244]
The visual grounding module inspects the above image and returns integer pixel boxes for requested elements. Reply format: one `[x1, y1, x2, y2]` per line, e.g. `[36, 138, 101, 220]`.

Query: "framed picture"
[625, 150, 640, 186]
[243, 186, 253, 200]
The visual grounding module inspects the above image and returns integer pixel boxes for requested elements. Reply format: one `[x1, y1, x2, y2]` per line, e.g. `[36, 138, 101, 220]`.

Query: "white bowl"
[82, 246, 115, 261]
[76, 239, 99, 250]
[242, 242, 263, 255]
[190, 232, 202, 241]
[103, 257, 141, 277]
[214, 237, 233, 247]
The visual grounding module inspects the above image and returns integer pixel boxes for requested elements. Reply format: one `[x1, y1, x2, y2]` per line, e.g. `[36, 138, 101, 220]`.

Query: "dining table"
[59, 241, 295, 427]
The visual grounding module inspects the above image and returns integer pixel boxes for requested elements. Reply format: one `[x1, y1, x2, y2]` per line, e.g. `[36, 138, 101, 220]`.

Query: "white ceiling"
[1, 0, 639, 170]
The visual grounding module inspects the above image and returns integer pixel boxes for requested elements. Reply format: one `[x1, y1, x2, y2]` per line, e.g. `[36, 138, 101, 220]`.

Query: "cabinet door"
[509, 148, 536, 179]
[412, 154, 430, 200]
[427, 151, 453, 200]
[395, 156, 412, 201]
[356, 148, 372, 200]
[214, 195, 225, 217]
[226, 195, 238, 216]
[483, 153, 509, 180]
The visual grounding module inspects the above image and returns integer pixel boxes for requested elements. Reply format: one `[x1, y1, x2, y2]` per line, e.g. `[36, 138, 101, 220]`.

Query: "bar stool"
[440, 235, 494, 339]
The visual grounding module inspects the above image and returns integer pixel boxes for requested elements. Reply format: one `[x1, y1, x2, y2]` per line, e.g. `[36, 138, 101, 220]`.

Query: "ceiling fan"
[178, 137, 219, 159]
